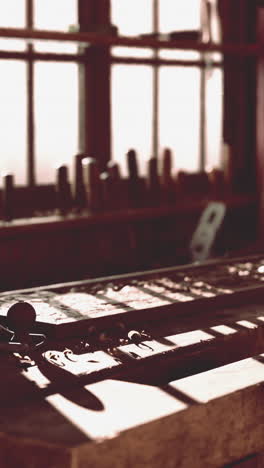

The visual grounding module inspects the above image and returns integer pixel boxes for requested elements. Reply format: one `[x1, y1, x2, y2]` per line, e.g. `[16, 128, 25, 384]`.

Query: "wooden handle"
[74, 154, 86, 211]
[83, 158, 102, 211]
[147, 157, 160, 205]
[56, 165, 72, 215]
[2, 174, 14, 221]
[127, 149, 139, 180]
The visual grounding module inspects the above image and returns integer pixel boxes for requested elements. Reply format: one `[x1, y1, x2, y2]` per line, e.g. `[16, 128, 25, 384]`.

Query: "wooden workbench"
[0, 256, 263, 467]
[0, 353, 263, 468]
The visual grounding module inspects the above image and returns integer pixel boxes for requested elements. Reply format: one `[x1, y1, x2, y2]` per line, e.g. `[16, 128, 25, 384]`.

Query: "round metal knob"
[7, 301, 36, 333]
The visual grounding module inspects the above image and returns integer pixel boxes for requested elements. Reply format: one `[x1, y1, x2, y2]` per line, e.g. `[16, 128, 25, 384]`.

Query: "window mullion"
[153, 0, 159, 159]
[199, 59, 206, 171]
[26, 0, 35, 187]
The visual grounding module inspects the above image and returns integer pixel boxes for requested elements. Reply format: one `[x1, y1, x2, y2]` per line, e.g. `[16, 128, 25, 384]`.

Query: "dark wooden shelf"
[0, 193, 256, 237]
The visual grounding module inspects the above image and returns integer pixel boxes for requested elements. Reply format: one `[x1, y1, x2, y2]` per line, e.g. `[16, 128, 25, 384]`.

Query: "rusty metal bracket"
[190, 202, 226, 262]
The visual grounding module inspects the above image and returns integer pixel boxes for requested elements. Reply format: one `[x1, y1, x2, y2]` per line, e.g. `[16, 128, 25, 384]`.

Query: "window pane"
[111, 65, 153, 176]
[0, 0, 25, 27]
[159, 0, 201, 33]
[159, 0, 200, 60]
[159, 49, 200, 60]
[112, 47, 153, 59]
[111, 0, 153, 58]
[0, 0, 25, 51]
[35, 62, 78, 184]
[159, 67, 200, 172]
[111, 0, 153, 36]
[0, 61, 27, 186]
[34, 0, 77, 53]
[205, 68, 223, 170]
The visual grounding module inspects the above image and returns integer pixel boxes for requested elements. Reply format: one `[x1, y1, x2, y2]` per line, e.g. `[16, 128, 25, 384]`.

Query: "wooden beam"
[0, 50, 222, 67]
[111, 56, 222, 67]
[256, 6, 264, 237]
[0, 27, 261, 55]
[78, 0, 111, 170]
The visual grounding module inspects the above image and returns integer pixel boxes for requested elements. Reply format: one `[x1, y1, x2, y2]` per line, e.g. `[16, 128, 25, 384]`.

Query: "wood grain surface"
[0, 257, 263, 467]
[0, 352, 263, 468]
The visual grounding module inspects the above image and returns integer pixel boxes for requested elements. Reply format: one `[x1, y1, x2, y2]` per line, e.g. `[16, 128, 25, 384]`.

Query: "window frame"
[0, 0, 85, 188]
[12, 0, 223, 186]
[0, 0, 257, 209]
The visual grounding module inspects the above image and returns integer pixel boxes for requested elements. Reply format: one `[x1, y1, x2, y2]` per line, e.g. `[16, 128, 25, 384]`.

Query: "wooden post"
[78, 0, 111, 172]
[256, 4, 264, 238]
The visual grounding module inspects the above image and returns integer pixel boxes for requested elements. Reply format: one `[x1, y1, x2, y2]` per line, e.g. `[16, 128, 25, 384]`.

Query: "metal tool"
[0, 301, 46, 354]
[190, 202, 226, 261]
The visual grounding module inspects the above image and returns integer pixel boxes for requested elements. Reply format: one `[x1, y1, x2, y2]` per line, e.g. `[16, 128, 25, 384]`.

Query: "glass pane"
[0, 61, 27, 186]
[111, 0, 153, 36]
[205, 68, 223, 170]
[0, 0, 25, 51]
[159, 0, 201, 34]
[35, 62, 78, 184]
[111, 65, 153, 176]
[34, 0, 77, 53]
[0, 0, 25, 27]
[112, 47, 153, 59]
[159, 67, 200, 172]
[159, 0, 200, 60]
[111, 0, 153, 58]
[159, 49, 200, 60]
[0, 38, 27, 52]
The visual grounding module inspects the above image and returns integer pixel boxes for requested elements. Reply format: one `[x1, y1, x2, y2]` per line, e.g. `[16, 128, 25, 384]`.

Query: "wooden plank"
[256, 6, 264, 238]
[0, 353, 263, 467]
[0, 298, 264, 400]
[2, 253, 264, 337]
[2, 281, 264, 338]
[1, 250, 262, 294]
[0, 196, 257, 291]
[74, 355, 264, 468]
[0, 193, 256, 236]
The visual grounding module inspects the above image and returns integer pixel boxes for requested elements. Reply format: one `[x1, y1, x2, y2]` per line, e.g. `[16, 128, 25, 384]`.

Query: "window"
[0, 2, 232, 199]
[0, 0, 79, 187]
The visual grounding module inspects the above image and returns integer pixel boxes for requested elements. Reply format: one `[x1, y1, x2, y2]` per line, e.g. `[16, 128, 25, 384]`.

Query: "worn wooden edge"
[73, 355, 264, 468]
[4, 281, 264, 340]
[1, 353, 263, 468]
[1, 248, 262, 296]
[1, 251, 264, 339]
